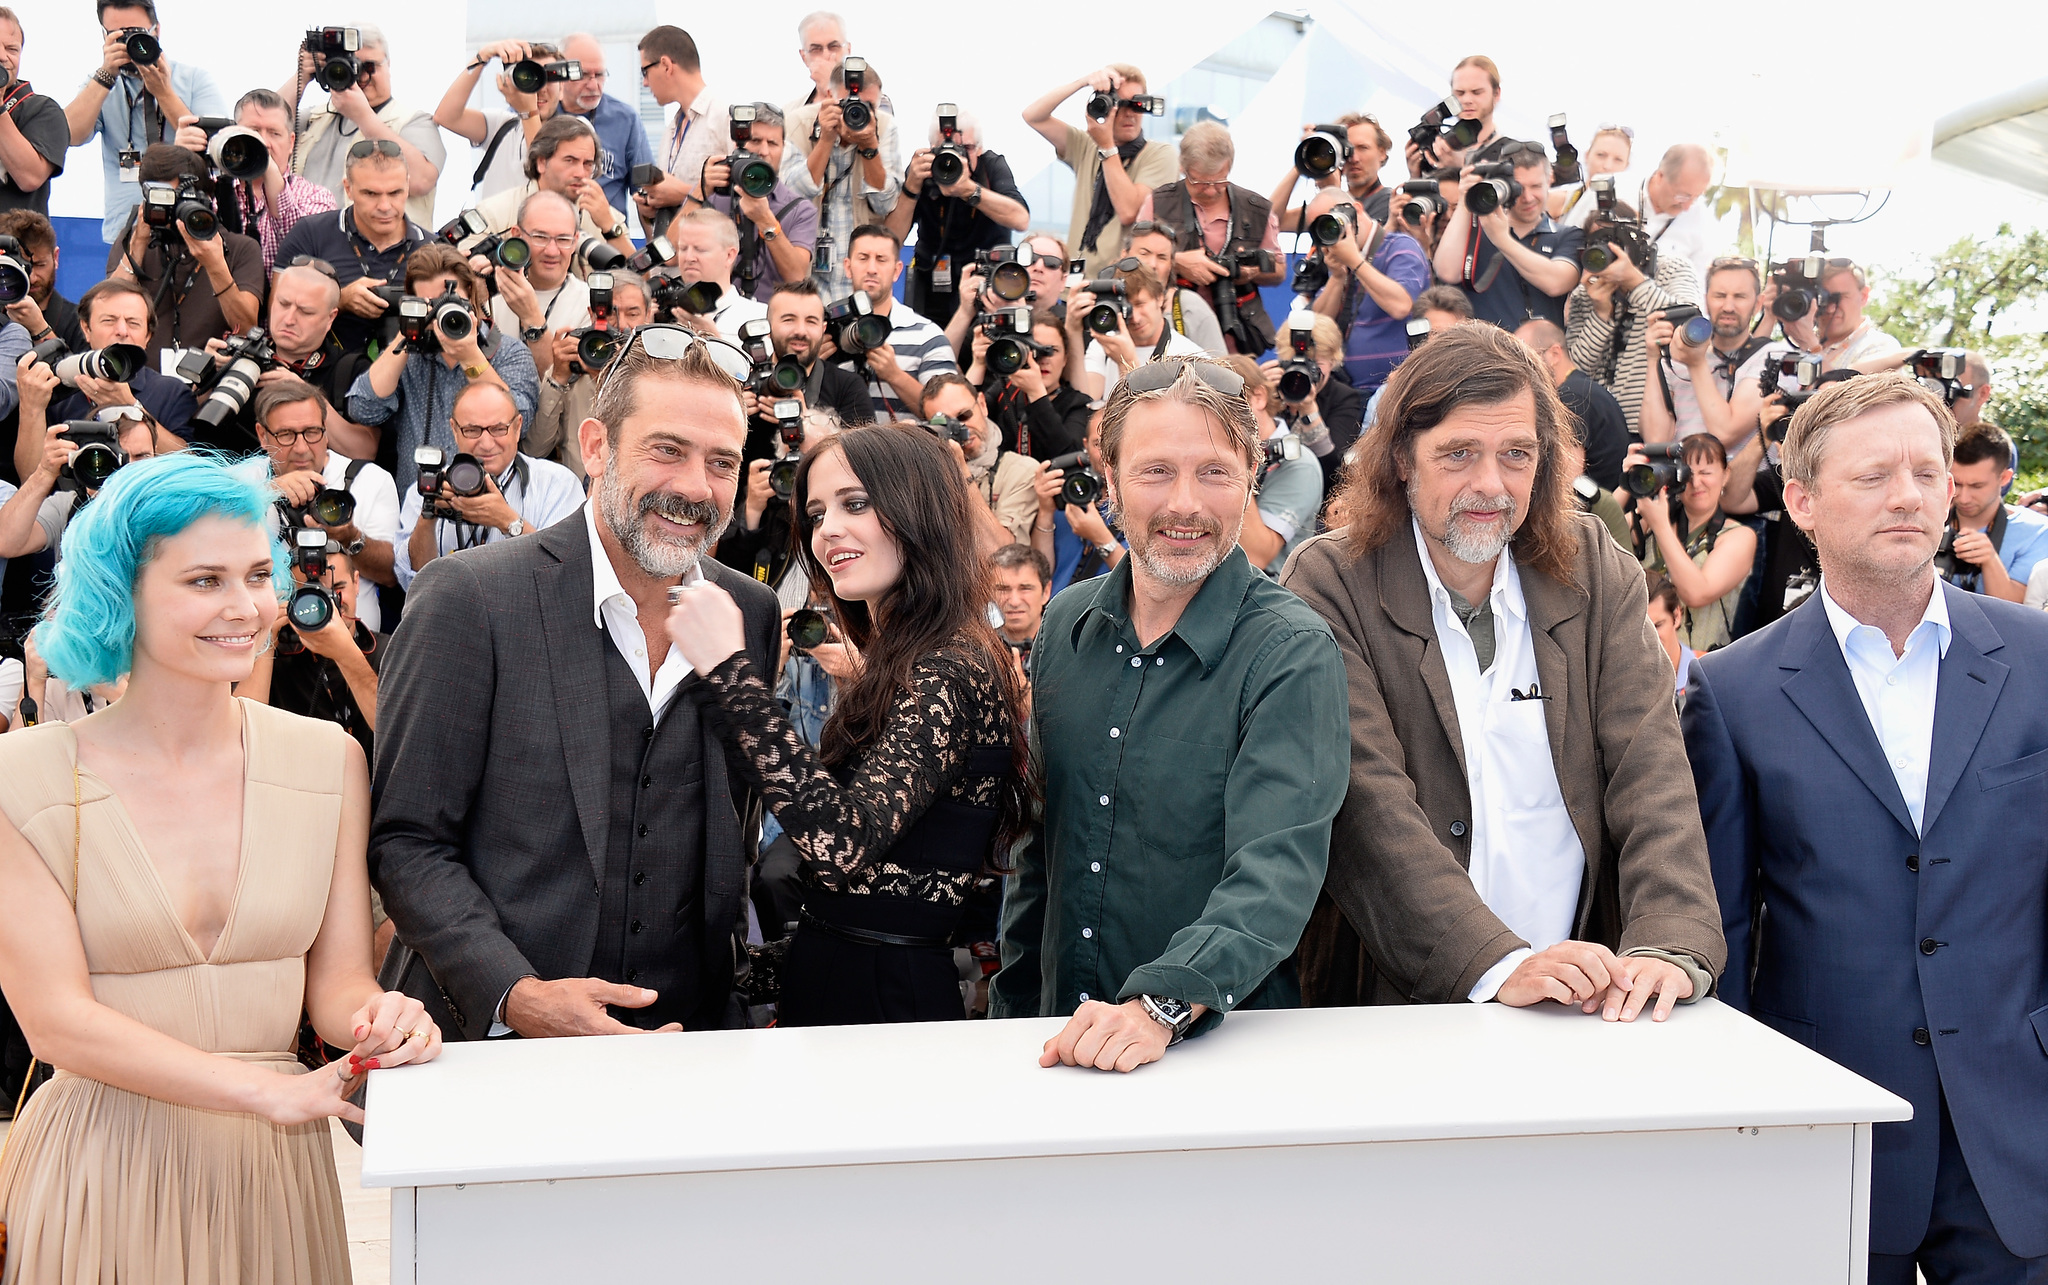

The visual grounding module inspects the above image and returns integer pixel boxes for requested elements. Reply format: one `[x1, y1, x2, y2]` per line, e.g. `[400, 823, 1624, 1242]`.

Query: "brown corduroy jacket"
[1279, 511, 1726, 1006]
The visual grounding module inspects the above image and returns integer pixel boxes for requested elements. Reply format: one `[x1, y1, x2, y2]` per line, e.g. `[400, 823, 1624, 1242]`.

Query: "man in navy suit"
[1684, 372, 2048, 1282]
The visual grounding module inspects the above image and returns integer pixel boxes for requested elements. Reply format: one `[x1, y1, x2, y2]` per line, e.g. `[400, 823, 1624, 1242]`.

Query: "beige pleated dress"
[0, 698, 355, 1284]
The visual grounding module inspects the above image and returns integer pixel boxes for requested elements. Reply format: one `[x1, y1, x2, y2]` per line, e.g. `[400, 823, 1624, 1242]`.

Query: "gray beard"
[598, 467, 729, 579]
[1126, 503, 1247, 587]
[1411, 479, 1516, 566]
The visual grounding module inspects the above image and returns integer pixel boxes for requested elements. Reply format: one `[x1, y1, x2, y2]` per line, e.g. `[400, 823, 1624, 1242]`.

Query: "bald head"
[454, 380, 519, 424]
[277, 263, 341, 312]
[1514, 319, 1571, 383]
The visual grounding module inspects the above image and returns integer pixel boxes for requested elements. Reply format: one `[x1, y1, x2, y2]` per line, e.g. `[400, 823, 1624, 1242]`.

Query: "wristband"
[93, 67, 118, 89]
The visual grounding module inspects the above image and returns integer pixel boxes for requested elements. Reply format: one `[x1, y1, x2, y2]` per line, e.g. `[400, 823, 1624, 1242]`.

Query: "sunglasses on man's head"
[1121, 357, 1246, 398]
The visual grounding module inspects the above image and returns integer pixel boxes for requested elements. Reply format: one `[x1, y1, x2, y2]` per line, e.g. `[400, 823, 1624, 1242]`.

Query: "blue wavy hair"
[35, 452, 288, 690]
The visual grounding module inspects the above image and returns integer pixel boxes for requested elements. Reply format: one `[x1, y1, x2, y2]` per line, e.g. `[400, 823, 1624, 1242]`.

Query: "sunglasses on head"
[593, 323, 753, 394]
[347, 139, 402, 161]
[1121, 357, 1246, 398]
[287, 254, 338, 277]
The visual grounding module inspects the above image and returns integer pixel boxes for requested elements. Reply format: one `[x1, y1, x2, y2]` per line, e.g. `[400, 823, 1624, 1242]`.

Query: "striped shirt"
[1563, 255, 1700, 438]
[858, 302, 958, 419]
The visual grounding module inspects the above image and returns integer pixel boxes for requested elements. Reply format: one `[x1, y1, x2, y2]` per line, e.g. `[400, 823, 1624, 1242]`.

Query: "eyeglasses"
[262, 424, 327, 446]
[95, 404, 149, 424]
[1111, 256, 1143, 273]
[594, 323, 753, 395]
[523, 233, 577, 250]
[1184, 177, 1229, 192]
[452, 419, 518, 440]
[286, 254, 338, 278]
[1121, 357, 1246, 398]
[639, 59, 660, 80]
[347, 139, 402, 161]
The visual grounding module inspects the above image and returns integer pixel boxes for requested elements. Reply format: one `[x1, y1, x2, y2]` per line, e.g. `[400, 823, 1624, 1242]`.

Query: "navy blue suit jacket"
[1683, 583, 2048, 1257]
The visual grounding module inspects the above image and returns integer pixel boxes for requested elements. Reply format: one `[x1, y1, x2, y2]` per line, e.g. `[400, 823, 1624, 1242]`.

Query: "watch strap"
[858, 146, 879, 159]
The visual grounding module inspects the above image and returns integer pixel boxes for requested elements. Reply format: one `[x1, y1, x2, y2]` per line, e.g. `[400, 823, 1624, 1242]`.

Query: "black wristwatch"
[964, 185, 983, 207]
[1138, 994, 1194, 1045]
[341, 535, 366, 557]
[858, 146, 878, 159]
[520, 323, 547, 342]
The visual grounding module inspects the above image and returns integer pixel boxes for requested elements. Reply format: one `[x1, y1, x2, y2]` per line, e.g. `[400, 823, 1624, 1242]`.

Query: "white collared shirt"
[1411, 519, 1586, 1003]
[1819, 577, 1951, 834]
[584, 498, 701, 720]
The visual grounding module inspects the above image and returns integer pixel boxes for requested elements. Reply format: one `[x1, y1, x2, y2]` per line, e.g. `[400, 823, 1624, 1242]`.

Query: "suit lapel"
[1921, 585, 2008, 835]
[1777, 598, 1917, 836]
[1378, 535, 1465, 770]
[534, 521, 612, 885]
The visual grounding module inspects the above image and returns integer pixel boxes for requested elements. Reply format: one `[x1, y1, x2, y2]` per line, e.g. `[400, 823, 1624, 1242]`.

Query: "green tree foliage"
[1868, 224, 2048, 473]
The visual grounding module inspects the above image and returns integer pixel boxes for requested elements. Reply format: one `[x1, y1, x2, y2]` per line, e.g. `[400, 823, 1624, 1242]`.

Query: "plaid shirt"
[779, 104, 902, 300]
[243, 174, 339, 275]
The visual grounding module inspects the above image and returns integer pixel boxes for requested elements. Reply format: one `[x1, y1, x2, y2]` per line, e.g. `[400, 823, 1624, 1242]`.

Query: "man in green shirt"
[991, 356, 1349, 1072]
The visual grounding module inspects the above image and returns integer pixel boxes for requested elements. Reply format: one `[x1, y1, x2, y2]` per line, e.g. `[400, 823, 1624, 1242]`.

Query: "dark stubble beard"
[597, 466, 730, 578]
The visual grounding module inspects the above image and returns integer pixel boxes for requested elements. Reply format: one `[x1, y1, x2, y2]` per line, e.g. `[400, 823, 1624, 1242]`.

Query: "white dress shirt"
[1819, 577, 1951, 834]
[584, 497, 702, 720]
[393, 454, 586, 589]
[705, 288, 769, 344]
[1410, 519, 1587, 1003]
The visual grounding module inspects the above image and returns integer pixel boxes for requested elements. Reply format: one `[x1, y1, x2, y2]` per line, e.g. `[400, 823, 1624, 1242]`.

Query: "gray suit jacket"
[370, 510, 780, 1039]
[1280, 511, 1726, 1005]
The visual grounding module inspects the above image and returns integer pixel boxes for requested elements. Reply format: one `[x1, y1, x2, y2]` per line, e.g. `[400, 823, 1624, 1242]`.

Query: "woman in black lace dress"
[668, 424, 1030, 1025]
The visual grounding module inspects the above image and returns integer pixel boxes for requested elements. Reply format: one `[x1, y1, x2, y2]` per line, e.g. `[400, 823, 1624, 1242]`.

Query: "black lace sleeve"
[699, 648, 1002, 893]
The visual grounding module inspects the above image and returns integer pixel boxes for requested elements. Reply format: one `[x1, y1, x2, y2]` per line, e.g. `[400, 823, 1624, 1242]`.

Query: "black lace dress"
[700, 645, 1014, 1026]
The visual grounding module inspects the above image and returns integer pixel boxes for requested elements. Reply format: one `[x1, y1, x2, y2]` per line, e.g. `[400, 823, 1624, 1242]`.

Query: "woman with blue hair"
[0, 454, 441, 1283]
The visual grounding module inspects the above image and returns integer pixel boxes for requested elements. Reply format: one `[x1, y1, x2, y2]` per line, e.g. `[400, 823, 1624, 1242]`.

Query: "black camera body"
[1581, 195, 1655, 275]
[1081, 279, 1129, 335]
[932, 104, 972, 188]
[1044, 450, 1103, 508]
[1548, 113, 1580, 187]
[738, 318, 807, 398]
[414, 446, 488, 521]
[1910, 347, 1973, 407]
[769, 399, 806, 498]
[787, 606, 833, 651]
[568, 271, 619, 374]
[1933, 518, 1967, 580]
[0, 233, 32, 305]
[978, 305, 1034, 377]
[839, 58, 873, 134]
[1276, 317, 1321, 403]
[468, 230, 532, 277]
[141, 175, 218, 240]
[1290, 253, 1330, 299]
[284, 528, 341, 633]
[629, 163, 664, 193]
[1463, 162, 1523, 216]
[395, 289, 474, 354]
[1625, 442, 1690, 499]
[1659, 304, 1713, 351]
[58, 422, 128, 492]
[509, 58, 581, 95]
[720, 103, 778, 199]
[278, 483, 357, 532]
[1398, 178, 1445, 226]
[119, 26, 162, 68]
[1295, 125, 1352, 180]
[650, 274, 721, 318]
[1086, 91, 1165, 123]
[1408, 96, 1479, 168]
[187, 327, 279, 430]
[1257, 431, 1303, 488]
[303, 27, 361, 94]
[1770, 253, 1840, 323]
[972, 243, 1035, 304]
[825, 292, 891, 356]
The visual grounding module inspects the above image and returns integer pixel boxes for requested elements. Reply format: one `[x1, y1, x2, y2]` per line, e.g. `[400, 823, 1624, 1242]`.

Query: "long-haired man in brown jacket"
[1281, 324, 1723, 1018]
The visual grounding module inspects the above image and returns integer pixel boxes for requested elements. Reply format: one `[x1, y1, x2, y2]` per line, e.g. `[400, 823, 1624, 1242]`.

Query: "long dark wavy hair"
[789, 425, 1032, 867]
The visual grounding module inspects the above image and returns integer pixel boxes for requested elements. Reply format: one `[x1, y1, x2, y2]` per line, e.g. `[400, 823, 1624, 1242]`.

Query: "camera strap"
[471, 116, 522, 190]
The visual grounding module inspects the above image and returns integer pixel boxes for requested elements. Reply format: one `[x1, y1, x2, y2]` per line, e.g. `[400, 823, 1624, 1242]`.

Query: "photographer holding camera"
[1222, 352, 1323, 575]
[168, 89, 336, 274]
[655, 207, 770, 342]
[1432, 140, 1580, 331]
[1637, 258, 1776, 450]
[287, 23, 444, 229]
[189, 260, 365, 456]
[555, 34, 653, 214]
[970, 312, 1092, 460]
[274, 139, 430, 361]
[1069, 261, 1206, 400]
[1023, 64, 1179, 281]
[1029, 405, 1124, 593]
[66, 0, 226, 242]
[1134, 122, 1284, 354]
[735, 278, 872, 467]
[394, 380, 582, 588]
[481, 191, 591, 374]
[1119, 220, 1226, 355]
[0, 366, 160, 560]
[29, 279, 195, 474]
[1550, 125, 1633, 227]
[1272, 113, 1396, 229]
[1405, 55, 1516, 176]
[347, 243, 539, 492]
[529, 267, 651, 478]
[0, 7, 67, 215]
[241, 539, 381, 756]
[104, 143, 263, 367]
[920, 371, 1040, 550]
[0, 211, 85, 357]
[941, 231, 1083, 356]
[784, 56, 901, 301]
[1811, 259, 1902, 370]
[1939, 421, 2048, 603]
[1623, 145, 1718, 299]
[250, 377, 400, 629]
[886, 105, 1030, 316]
[1262, 310, 1363, 494]
[702, 102, 818, 301]
[1627, 433, 1755, 652]
[1305, 189, 1428, 397]
[1565, 204, 1698, 438]
[471, 114, 634, 269]
[824, 224, 955, 418]
[433, 39, 566, 204]
[719, 405, 842, 592]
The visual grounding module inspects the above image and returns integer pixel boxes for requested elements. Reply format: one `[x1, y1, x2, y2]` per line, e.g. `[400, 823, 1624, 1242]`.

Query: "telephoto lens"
[1681, 316, 1713, 347]
[54, 344, 147, 387]
[509, 60, 547, 94]
[734, 154, 779, 198]
[432, 293, 474, 342]
[1308, 211, 1352, 247]
[1294, 128, 1348, 180]
[0, 236, 29, 304]
[472, 233, 531, 272]
[207, 127, 271, 181]
[580, 238, 626, 271]
[787, 608, 831, 651]
[1624, 444, 1688, 499]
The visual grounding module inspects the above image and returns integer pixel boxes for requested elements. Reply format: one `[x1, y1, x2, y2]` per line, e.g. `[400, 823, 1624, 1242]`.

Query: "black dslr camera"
[1276, 315, 1321, 403]
[141, 175, 218, 240]
[1547, 114, 1580, 187]
[1085, 89, 1164, 122]
[1398, 178, 1444, 226]
[414, 446, 489, 521]
[972, 243, 1035, 303]
[1257, 431, 1303, 487]
[1580, 184, 1655, 275]
[508, 57, 581, 95]
[1408, 96, 1480, 168]
[932, 104, 972, 187]
[117, 26, 162, 68]
[1295, 125, 1351, 180]
[303, 27, 362, 94]
[720, 104, 778, 199]
[769, 399, 806, 498]
[568, 271, 620, 374]
[839, 58, 873, 133]
[1463, 162, 1522, 216]
[650, 273, 721, 318]
[1081, 279, 1129, 335]
[1625, 442, 1689, 499]
[0, 234, 28, 305]
[1769, 253, 1840, 323]
[1043, 451, 1103, 507]
[825, 292, 891, 357]
[58, 422, 128, 493]
[738, 318, 807, 397]
[1909, 348, 1973, 407]
[978, 306, 1034, 377]
[184, 327, 279, 430]
[395, 290, 475, 354]
[190, 117, 270, 181]
[277, 481, 357, 532]
[787, 606, 833, 651]
[285, 529, 340, 634]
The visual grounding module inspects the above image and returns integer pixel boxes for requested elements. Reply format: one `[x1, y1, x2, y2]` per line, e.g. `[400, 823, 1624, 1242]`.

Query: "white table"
[361, 999, 1909, 1283]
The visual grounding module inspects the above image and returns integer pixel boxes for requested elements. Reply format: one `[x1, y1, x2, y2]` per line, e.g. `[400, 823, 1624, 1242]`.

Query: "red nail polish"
[363, 1058, 381, 1071]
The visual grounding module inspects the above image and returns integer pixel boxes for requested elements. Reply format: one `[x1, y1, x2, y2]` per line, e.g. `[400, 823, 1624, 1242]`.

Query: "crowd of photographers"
[0, 7, 2035, 1030]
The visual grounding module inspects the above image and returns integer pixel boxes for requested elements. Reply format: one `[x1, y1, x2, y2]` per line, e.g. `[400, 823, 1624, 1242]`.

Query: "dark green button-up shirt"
[990, 546, 1349, 1036]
